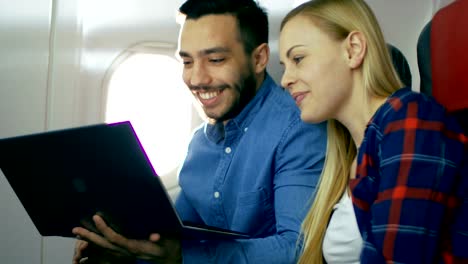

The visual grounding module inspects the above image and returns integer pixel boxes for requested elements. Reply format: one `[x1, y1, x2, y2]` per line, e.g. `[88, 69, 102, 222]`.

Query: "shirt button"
[214, 191, 220, 198]
[244, 127, 248, 132]
[225, 147, 232, 154]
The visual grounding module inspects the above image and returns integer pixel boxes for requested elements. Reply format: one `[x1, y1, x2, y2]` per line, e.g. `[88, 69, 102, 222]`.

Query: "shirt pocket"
[231, 188, 275, 236]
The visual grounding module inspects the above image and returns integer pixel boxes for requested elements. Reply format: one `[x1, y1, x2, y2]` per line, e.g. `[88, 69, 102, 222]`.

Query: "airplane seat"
[417, 21, 432, 96]
[417, 0, 468, 134]
[387, 43, 412, 88]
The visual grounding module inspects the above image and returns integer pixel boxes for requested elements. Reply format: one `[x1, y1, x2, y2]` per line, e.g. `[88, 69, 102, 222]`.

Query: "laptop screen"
[0, 121, 182, 239]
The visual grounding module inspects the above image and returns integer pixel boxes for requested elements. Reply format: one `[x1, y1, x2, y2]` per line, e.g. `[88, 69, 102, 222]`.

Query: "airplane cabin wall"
[1, 0, 52, 263]
[366, 0, 433, 91]
[0, 0, 434, 263]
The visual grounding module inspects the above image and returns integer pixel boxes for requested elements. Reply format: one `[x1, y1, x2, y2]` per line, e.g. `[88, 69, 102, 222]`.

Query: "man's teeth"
[199, 91, 219, 100]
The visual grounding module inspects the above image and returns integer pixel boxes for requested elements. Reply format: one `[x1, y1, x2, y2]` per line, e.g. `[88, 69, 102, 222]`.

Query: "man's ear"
[252, 43, 270, 74]
[344, 31, 367, 69]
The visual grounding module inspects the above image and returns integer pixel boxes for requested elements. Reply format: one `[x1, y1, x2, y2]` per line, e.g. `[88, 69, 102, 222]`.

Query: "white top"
[322, 191, 363, 264]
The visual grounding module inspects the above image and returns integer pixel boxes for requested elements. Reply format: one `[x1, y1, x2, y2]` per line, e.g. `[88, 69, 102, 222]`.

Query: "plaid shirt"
[350, 87, 468, 263]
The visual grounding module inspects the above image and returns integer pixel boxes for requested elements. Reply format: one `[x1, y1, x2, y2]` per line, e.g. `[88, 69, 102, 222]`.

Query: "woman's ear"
[344, 31, 367, 69]
[252, 43, 270, 74]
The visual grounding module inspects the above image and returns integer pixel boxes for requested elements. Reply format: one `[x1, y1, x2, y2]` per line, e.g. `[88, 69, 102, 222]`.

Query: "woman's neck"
[338, 92, 387, 150]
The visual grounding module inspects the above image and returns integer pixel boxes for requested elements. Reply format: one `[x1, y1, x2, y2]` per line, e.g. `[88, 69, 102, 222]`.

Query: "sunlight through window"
[105, 53, 193, 177]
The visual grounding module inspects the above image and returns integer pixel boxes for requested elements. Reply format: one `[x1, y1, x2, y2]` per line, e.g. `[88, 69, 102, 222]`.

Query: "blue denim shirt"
[174, 74, 327, 263]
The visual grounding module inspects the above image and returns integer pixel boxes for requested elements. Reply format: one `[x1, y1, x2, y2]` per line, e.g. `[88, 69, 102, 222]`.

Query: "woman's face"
[279, 15, 353, 123]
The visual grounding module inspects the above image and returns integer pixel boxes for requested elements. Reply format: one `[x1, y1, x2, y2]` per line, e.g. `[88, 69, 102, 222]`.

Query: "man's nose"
[189, 62, 212, 87]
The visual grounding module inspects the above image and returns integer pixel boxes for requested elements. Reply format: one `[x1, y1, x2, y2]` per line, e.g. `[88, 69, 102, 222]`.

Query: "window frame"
[100, 41, 199, 191]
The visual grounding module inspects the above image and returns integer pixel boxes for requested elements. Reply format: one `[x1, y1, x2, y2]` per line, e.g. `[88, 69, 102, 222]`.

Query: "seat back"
[417, 21, 432, 95]
[417, 0, 468, 133]
[388, 43, 412, 88]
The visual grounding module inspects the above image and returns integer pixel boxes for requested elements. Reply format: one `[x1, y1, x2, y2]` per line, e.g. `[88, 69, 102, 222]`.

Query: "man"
[72, 0, 327, 263]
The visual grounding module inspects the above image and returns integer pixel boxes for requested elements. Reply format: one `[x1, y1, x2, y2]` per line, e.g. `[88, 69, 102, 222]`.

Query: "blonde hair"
[280, 0, 403, 263]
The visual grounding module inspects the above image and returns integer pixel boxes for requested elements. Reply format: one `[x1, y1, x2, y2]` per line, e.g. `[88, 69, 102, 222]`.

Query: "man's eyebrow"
[178, 51, 191, 58]
[178, 47, 231, 58]
[201, 47, 230, 55]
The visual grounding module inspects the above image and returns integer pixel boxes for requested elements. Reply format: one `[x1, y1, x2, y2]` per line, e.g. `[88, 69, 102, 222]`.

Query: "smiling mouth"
[199, 91, 220, 100]
[195, 89, 223, 107]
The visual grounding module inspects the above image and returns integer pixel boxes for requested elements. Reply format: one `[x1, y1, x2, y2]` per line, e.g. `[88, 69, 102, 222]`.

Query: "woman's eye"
[293, 56, 304, 64]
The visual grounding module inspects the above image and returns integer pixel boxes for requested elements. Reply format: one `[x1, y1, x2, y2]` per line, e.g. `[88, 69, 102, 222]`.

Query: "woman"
[279, 0, 468, 263]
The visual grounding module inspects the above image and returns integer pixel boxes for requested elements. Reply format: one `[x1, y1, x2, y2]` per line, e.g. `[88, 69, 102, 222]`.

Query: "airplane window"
[105, 52, 193, 180]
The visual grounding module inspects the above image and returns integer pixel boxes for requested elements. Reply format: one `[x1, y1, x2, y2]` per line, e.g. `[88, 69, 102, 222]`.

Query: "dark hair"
[179, 0, 269, 54]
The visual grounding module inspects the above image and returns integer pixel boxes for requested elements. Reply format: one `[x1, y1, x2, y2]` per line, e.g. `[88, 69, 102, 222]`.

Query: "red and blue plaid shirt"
[350, 87, 468, 263]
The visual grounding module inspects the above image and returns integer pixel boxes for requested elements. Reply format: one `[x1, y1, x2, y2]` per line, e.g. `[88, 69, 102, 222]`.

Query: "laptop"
[0, 121, 249, 240]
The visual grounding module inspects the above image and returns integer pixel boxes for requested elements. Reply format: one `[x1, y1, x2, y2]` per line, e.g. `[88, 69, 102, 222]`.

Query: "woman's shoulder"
[373, 87, 450, 126]
[367, 87, 467, 155]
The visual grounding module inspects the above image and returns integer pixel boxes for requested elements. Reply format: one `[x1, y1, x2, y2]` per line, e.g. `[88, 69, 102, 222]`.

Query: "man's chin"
[204, 110, 232, 124]
[205, 113, 225, 124]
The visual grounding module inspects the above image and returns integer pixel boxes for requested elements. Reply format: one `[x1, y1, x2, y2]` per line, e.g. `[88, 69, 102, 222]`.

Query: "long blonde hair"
[280, 0, 403, 263]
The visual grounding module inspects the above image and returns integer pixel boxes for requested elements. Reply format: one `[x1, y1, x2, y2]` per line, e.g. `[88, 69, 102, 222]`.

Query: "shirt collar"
[205, 73, 276, 143]
[228, 74, 275, 130]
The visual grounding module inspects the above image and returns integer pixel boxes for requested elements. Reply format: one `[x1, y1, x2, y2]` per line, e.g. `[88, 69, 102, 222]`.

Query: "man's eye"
[209, 58, 225, 63]
[182, 61, 192, 65]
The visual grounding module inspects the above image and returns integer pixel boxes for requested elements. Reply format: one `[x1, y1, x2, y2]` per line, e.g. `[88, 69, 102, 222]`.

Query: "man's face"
[178, 14, 257, 123]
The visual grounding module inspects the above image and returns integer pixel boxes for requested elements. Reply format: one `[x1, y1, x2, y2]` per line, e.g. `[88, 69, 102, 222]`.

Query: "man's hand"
[73, 239, 134, 264]
[72, 214, 182, 264]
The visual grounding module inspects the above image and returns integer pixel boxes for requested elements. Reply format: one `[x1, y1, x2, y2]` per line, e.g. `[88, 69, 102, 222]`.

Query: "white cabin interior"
[0, 0, 449, 263]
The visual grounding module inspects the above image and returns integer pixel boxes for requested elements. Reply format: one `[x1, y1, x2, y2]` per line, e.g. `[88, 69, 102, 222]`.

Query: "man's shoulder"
[268, 84, 299, 108]
[256, 82, 327, 137]
[261, 83, 301, 119]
